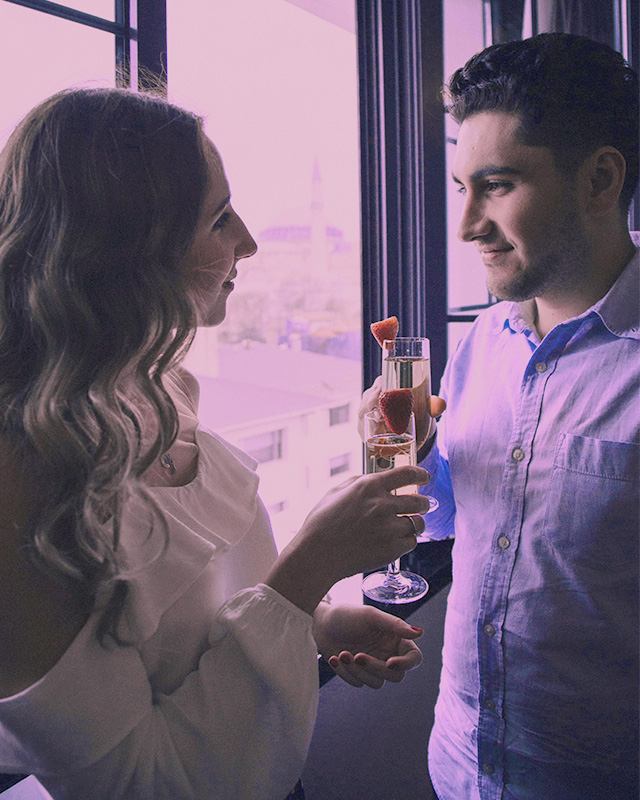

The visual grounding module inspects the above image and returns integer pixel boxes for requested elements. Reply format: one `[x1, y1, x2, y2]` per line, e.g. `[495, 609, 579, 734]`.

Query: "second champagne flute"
[361, 409, 429, 604]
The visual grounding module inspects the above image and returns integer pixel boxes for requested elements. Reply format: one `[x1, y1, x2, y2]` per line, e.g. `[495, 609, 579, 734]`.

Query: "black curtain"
[536, 0, 616, 47]
[490, 0, 526, 43]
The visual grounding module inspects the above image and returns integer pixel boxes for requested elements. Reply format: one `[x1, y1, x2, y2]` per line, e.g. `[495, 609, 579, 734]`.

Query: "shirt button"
[535, 361, 547, 373]
[485, 699, 496, 711]
[482, 763, 495, 775]
[497, 535, 511, 549]
[511, 447, 525, 462]
[483, 623, 496, 637]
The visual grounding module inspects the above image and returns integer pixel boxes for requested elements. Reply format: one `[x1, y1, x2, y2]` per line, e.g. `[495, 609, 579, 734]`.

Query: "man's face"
[452, 111, 589, 302]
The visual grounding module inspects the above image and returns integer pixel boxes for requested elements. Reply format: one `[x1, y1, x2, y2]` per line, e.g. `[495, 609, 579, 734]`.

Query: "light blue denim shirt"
[422, 249, 639, 800]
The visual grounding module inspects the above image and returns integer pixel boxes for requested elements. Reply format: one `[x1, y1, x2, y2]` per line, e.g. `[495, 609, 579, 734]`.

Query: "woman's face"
[182, 138, 257, 327]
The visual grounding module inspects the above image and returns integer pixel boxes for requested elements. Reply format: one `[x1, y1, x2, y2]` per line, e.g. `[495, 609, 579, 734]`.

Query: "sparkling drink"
[381, 336, 439, 517]
[381, 356, 434, 448]
[366, 432, 417, 483]
[361, 411, 428, 604]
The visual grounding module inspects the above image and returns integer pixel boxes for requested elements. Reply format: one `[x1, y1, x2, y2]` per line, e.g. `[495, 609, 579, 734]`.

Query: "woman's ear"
[580, 146, 627, 216]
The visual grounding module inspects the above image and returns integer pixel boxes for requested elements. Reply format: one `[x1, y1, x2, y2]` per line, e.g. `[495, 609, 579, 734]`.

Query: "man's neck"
[533, 230, 636, 339]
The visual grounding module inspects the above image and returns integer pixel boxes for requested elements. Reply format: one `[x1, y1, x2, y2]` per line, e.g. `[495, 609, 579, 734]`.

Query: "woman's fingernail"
[339, 653, 352, 664]
[411, 626, 424, 633]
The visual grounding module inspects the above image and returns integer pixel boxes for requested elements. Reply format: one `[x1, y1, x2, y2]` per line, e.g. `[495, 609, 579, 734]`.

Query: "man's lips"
[478, 245, 514, 263]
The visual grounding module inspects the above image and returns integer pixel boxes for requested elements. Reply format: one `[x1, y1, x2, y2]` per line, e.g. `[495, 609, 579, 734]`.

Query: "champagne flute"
[382, 336, 439, 518]
[361, 409, 429, 604]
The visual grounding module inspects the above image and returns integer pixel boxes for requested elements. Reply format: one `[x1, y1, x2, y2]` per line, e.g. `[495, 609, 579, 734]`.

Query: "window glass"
[240, 430, 284, 464]
[329, 404, 350, 426]
[0, 3, 115, 147]
[168, 0, 363, 604]
[443, 0, 490, 317]
[329, 454, 351, 477]
[55, 1, 115, 21]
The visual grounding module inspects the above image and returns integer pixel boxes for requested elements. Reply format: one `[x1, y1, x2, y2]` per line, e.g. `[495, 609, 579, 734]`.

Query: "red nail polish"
[411, 626, 424, 633]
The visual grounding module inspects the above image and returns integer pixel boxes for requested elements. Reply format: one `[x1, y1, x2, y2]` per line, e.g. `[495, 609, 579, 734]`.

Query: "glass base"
[362, 569, 429, 604]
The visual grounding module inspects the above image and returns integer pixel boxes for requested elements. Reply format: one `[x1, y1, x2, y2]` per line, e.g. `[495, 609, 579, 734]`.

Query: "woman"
[0, 88, 431, 799]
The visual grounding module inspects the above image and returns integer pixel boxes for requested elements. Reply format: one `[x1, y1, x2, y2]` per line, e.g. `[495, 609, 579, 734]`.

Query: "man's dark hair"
[444, 33, 639, 209]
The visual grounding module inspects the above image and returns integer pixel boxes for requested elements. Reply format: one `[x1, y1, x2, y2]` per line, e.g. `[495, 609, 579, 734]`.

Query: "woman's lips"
[222, 269, 238, 288]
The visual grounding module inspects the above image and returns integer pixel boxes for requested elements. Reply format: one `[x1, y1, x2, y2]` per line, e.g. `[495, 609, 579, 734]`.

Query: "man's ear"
[580, 146, 627, 215]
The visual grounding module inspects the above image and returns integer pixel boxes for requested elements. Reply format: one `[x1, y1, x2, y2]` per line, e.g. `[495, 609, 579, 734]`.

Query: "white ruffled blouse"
[0, 413, 319, 799]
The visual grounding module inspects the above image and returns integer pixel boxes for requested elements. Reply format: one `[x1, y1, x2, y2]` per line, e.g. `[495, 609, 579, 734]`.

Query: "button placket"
[476, 341, 554, 799]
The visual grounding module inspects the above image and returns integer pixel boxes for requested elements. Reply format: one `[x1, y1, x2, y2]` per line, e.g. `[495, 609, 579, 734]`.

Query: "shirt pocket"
[543, 433, 639, 572]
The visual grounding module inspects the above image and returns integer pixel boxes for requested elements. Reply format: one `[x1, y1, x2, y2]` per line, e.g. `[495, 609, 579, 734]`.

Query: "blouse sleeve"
[0, 584, 319, 800]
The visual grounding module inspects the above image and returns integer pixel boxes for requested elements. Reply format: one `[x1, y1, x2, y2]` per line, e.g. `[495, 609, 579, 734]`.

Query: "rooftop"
[194, 341, 361, 432]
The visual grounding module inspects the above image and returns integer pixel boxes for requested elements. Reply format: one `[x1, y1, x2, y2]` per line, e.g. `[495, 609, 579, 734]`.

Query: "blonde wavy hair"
[0, 88, 209, 642]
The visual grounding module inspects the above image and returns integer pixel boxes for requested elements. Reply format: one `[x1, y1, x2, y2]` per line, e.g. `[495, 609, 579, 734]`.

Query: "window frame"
[2, 0, 167, 90]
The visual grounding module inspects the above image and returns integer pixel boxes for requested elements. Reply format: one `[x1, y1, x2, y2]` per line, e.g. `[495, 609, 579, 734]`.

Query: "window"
[240, 430, 284, 464]
[0, 2, 116, 147]
[442, 0, 639, 354]
[329, 404, 350, 426]
[169, 0, 363, 559]
[0, 1, 166, 150]
[329, 453, 351, 477]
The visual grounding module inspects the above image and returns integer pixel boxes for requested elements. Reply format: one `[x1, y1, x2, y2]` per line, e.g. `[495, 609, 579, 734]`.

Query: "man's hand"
[313, 603, 423, 689]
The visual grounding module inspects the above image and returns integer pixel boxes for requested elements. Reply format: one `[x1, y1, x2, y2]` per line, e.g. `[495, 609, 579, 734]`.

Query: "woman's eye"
[212, 212, 231, 232]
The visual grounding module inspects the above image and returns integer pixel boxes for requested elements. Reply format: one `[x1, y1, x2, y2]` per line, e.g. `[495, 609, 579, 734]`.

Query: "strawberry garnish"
[370, 316, 399, 349]
[379, 388, 414, 435]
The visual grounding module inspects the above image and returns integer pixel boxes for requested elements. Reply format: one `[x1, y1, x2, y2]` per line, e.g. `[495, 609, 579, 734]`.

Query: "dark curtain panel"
[537, 0, 616, 48]
[490, 0, 527, 42]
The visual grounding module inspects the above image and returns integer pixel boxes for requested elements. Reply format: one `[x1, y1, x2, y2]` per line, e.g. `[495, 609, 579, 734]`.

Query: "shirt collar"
[500, 246, 640, 341]
[592, 246, 639, 339]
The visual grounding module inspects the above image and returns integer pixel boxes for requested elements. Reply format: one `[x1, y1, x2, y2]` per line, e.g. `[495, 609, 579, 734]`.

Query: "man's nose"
[457, 195, 492, 242]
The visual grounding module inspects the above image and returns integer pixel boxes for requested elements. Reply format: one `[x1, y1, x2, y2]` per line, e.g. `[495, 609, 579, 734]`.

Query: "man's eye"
[212, 212, 231, 231]
[485, 181, 511, 193]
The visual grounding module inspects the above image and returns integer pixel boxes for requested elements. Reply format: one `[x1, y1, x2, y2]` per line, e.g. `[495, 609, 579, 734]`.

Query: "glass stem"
[387, 559, 401, 576]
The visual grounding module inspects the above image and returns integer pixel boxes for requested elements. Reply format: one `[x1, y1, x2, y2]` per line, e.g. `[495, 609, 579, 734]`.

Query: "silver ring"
[407, 514, 423, 536]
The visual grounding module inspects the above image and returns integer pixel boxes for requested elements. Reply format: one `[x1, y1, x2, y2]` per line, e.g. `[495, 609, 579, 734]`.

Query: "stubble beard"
[486, 205, 590, 304]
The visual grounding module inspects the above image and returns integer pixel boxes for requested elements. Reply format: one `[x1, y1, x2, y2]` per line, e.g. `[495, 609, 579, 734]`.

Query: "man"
[386, 33, 637, 799]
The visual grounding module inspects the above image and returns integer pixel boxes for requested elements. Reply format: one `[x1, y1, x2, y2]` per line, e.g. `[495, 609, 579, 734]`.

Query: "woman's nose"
[235, 215, 258, 259]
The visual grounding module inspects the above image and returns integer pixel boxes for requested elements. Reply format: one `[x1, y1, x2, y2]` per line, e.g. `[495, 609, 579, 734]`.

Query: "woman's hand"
[266, 466, 430, 616]
[313, 603, 423, 688]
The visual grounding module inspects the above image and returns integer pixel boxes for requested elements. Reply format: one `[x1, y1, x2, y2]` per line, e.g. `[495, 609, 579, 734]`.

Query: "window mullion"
[357, 0, 447, 393]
